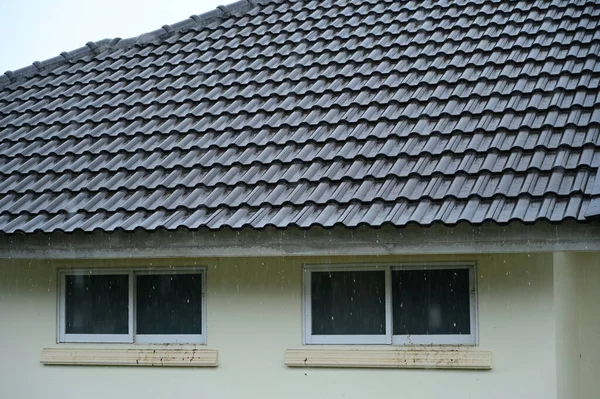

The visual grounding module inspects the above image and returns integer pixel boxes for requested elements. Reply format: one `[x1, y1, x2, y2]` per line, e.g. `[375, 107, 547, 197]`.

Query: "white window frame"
[302, 263, 477, 346]
[58, 267, 207, 344]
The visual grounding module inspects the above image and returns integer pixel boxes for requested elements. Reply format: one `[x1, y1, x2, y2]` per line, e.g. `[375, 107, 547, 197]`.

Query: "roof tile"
[1, 0, 600, 233]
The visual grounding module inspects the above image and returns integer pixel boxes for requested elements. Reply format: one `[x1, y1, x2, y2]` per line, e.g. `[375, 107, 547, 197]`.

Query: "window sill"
[40, 347, 218, 367]
[285, 348, 491, 370]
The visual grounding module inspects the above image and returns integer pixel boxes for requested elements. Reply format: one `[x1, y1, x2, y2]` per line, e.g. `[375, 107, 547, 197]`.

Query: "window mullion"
[201, 270, 207, 341]
[58, 271, 66, 343]
[303, 269, 312, 345]
[129, 271, 135, 344]
[385, 266, 392, 344]
[470, 265, 478, 345]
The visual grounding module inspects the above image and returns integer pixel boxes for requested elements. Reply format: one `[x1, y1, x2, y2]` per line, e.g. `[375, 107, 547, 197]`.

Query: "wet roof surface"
[1, 0, 600, 233]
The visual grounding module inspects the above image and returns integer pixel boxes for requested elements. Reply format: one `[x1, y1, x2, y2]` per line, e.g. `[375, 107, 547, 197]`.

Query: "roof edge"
[2, 220, 600, 260]
[0, 0, 269, 90]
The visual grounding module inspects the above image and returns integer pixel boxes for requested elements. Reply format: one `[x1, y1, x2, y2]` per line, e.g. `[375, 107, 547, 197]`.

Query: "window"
[58, 268, 206, 344]
[303, 264, 477, 345]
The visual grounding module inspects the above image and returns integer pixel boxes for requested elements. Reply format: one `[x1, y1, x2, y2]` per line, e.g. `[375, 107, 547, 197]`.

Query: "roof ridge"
[0, 0, 273, 91]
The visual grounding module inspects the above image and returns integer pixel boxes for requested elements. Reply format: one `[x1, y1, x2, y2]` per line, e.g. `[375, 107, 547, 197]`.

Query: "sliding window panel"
[391, 266, 476, 345]
[135, 273, 205, 344]
[307, 269, 387, 344]
[62, 273, 131, 343]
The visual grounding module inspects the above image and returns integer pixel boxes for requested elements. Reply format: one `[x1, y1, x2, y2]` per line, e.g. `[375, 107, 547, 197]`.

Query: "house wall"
[554, 252, 600, 399]
[0, 253, 558, 399]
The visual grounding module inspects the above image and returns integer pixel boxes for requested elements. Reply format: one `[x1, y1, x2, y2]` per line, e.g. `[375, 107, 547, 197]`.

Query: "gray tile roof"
[1, 0, 600, 233]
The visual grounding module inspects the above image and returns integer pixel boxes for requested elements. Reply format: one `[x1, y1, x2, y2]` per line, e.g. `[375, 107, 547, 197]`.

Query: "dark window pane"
[392, 269, 471, 335]
[311, 270, 385, 335]
[136, 274, 203, 335]
[65, 274, 129, 334]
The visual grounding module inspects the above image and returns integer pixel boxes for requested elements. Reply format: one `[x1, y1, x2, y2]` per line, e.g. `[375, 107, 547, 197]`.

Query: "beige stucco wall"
[554, 252, 600, 399]
[0, 253, 559, 399]
[554, 252, 580, 399]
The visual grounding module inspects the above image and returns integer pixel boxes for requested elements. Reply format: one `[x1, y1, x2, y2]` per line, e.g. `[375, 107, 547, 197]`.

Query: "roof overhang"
[0, 220, 598, 260]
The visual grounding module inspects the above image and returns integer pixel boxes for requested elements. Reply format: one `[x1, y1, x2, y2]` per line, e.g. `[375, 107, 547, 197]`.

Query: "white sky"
[0, 0, 225, 73]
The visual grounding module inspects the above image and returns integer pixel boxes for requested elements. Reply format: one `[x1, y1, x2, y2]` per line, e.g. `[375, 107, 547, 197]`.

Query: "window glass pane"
[392, 268, 471, 335]
[311, 270, 385, 335]
[65, 274, 129, 334]
[136, 273, 203, 335]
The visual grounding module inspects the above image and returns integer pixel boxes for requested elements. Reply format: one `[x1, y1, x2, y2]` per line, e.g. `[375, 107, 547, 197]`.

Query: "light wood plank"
[41, 348, 218, 367]
[285, 349, 492, 370]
